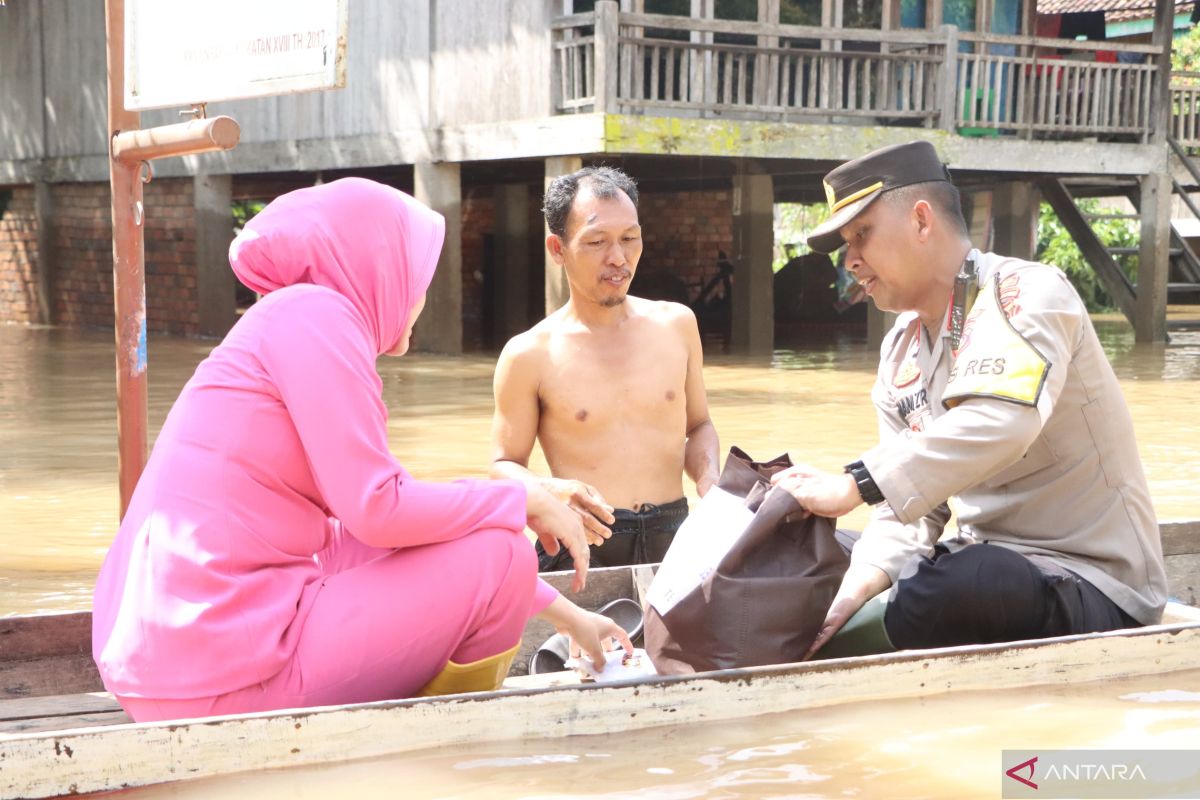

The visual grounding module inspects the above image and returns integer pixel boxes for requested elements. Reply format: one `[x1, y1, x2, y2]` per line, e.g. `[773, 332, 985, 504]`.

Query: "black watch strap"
[844, 460, 885, 505]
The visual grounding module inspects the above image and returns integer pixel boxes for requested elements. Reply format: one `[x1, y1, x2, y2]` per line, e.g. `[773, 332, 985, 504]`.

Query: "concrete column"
[1135, 171, 1170, 344]
[414, 162, 464, 354]
[867, 305, 898, 354]
[193, 174, 236, 338]
[494, 183, 531, 343]
[33, 181, 55, 325]
[544, 156, 582, 315]
[991, 181, 1039, 262]
[730, 172, 774, 353]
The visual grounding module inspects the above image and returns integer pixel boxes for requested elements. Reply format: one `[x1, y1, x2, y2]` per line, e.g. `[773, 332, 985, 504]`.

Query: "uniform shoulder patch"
[893, 359, 920, 388]
[943, 275, 1050, 409]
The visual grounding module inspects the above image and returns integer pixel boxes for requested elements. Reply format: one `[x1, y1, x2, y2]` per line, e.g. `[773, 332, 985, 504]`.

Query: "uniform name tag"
[943, 275, 1049, 408]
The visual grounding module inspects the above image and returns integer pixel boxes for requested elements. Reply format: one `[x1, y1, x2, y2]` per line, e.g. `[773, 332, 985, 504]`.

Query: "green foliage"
[231, 200, 266, 233]
[772, 202, 829, 272]
[1035, 200, 1139, 312]
[1172, 24, 1200, 79]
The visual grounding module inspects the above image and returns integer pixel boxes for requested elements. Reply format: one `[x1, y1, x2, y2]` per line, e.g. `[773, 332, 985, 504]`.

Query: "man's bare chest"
[539, 343, 688, 428]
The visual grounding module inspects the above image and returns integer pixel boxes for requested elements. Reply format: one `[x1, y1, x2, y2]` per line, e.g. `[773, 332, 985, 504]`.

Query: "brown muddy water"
[2, 319, 1199, 799]
[1, 318, 1198, 616]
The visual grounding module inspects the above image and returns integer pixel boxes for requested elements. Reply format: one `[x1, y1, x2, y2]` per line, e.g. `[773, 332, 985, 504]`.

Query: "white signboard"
[125, 0, 348, 111]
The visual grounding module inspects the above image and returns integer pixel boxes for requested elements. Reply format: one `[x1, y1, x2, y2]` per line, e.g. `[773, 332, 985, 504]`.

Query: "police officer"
[771, 141, 1168, 658]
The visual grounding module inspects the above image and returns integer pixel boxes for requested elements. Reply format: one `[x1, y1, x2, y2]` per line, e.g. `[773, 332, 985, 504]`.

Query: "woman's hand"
[525, 484, 594, 592]
[538, 596, 634, 667]
[542, 478, 615, 545]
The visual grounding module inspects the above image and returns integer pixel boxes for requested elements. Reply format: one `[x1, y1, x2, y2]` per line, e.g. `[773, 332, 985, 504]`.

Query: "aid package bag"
[644, 447, 850, 674]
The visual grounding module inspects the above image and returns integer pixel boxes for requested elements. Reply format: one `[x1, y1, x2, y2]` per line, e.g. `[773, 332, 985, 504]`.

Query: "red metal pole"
[105, 0, 148, 520]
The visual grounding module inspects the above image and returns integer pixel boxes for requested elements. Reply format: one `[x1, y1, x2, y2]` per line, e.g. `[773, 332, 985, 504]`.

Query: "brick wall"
[143, 180, 199, 336]
[637, 189, 735, 305]
[0, 187, 40, 323]
[49, 179, 200, 336]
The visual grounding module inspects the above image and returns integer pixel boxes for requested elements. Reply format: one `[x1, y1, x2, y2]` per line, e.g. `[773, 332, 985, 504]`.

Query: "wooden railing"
[955, 33, 1158, 138]
[1172, 72, 1200, 148]
[552, 5, 1169, 142]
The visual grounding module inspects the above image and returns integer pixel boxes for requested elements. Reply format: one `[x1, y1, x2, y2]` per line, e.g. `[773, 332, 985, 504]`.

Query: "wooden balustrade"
[552, 9, 1174, 143]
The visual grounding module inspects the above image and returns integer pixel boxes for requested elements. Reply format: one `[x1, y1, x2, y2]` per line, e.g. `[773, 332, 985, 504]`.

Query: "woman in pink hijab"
[92, 178, 629, 722]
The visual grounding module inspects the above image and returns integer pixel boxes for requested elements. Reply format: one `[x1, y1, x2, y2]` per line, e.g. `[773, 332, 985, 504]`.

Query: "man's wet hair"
[886, 180, 968, 238]
[543, 166, 639, 238]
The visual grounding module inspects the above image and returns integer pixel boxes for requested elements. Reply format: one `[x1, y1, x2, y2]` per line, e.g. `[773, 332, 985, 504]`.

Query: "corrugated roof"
[1037, 0, 1192, 23]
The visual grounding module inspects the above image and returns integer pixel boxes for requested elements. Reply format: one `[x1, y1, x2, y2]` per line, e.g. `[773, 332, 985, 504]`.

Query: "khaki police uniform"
[854, 249, 1168, 626]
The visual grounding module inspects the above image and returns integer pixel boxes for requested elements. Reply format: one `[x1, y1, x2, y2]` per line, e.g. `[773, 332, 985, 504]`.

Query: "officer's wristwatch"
[843, 460, 885, 506]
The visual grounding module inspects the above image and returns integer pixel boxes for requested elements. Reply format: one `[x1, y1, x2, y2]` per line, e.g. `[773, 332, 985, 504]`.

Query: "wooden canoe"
[1, 520, 1198, 800]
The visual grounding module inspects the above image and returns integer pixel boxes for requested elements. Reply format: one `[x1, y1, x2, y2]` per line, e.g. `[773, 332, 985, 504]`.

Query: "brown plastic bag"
[645, 447, 850, 675]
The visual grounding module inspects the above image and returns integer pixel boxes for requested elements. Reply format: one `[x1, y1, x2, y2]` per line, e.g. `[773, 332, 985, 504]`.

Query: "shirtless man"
[490, 166, 720, 570]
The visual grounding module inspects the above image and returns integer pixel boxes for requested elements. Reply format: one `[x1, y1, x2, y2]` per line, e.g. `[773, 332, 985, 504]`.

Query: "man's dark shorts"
[536, 497, 689, 571]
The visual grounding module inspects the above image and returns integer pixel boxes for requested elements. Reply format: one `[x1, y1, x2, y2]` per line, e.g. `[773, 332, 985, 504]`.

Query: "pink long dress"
[92, 178, 557, 721]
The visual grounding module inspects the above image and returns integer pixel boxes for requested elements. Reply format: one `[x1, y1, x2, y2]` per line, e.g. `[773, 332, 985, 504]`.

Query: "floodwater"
[120, 669, 1200, 799]
[3, 318, 1199, 798]
[2, 316, 1199, 616]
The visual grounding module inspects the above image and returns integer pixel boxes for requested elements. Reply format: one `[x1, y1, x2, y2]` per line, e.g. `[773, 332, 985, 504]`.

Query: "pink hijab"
[229, 178, 445, 355]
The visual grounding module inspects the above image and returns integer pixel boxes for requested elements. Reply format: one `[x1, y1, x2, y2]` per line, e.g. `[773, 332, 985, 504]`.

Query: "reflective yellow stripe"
[830, 181, 884, 213]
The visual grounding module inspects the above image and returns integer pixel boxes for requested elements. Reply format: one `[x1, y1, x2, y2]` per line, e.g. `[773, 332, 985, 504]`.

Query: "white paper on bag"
[645, 487, 754, 616]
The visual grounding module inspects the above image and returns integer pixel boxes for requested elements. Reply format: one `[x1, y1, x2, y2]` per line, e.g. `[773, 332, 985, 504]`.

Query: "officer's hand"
[804, 564, 891, 659]
[770, 463, 863, 518]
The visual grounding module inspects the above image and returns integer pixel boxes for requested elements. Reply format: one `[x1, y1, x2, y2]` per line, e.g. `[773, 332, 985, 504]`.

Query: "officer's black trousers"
[881, 542, 1140, 649]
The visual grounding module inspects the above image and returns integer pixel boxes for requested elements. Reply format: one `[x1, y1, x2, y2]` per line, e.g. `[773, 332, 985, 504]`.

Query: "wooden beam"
[594, 1, 619, 113]
[1038, 177, 1137, 325]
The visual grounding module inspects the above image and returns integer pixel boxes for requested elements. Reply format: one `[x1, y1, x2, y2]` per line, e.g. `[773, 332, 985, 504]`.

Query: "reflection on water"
[118, 670, 1200, 799]
[1, 318, 1198, 616]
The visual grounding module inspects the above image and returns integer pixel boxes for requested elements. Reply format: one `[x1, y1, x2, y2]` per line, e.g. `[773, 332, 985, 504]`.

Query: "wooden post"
[105, 0, 147, 519]
[594, 0, 619, 114]
[1149, 0, 1173, 147]
[1136, 171, 1171, 344]
[33, 181, 55, 326]
[938, 24, 959, 131]
[730, 170, 774, 353]
[756, 0, 780, 107]
[544, 156, 583, 315]
[1133, 0, 1174, 343]
[692, 0, 716, 107]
